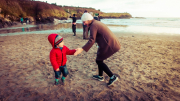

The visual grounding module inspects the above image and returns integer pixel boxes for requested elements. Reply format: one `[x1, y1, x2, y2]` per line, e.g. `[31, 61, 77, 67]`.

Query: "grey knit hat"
[81, 13, 93, 22]
[55, 35, 63, 45]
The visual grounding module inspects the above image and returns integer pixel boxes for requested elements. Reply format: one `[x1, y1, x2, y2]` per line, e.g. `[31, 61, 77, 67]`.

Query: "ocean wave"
[100, 17, 180, 28]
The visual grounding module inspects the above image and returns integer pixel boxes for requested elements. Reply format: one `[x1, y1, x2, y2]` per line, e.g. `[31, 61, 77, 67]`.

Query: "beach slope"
[0, 33, 180, 101]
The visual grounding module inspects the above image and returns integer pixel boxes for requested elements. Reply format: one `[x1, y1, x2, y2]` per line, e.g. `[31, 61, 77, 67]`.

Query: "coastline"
[113, 31, 180, 42]
[1, 27, 180, 42]
[0, 32, 180, 100]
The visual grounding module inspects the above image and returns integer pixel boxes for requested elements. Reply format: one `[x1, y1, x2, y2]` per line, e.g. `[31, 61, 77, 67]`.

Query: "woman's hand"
[74, 48, 84, 56]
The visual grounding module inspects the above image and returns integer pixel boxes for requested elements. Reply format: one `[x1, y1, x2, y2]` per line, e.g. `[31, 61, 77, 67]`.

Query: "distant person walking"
[20, 17, 23, 24]
[74, 13, 121, 87]
[70, 14, 77, 36]
[94, 13, 100, 21]
[98, 13, 100, 21]
[82, 10, 89, 39]
[25, 17, 29, 24]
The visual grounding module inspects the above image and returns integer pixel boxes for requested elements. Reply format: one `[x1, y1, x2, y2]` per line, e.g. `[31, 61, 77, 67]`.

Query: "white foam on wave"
[108, 25, 180, 35]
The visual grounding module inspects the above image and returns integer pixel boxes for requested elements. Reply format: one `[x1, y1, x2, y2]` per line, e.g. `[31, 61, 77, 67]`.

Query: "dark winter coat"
[82, 20, 121, 61]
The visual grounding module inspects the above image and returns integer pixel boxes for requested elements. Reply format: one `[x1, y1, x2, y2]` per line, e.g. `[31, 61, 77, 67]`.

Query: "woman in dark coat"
[74, 13, 121, 87]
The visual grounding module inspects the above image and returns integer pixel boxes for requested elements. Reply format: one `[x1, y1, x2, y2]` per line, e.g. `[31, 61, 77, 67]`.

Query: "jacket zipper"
[60, 49, 63, 66]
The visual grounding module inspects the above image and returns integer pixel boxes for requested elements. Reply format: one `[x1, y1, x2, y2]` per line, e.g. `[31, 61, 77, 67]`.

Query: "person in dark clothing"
[75, 13, 121, 87]
[70, 14, 77, 36]
[20, 17, 23, 24]
[98, 13, 101, 21]
[25, 17, 27, 23]
[82, 10, 89, 39]
[94, 13, 100, 21]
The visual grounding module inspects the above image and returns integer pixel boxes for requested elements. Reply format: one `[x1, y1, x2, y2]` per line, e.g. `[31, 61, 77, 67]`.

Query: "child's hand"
[74, 48, 84, 56]
[55, 68, 60, 71]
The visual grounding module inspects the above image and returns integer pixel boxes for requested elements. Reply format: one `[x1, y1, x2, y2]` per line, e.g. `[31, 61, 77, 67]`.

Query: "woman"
[74, 13, 121, 87]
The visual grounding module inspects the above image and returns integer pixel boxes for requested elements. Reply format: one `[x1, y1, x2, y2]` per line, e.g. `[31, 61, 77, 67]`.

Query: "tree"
[51, 3, 57, 6]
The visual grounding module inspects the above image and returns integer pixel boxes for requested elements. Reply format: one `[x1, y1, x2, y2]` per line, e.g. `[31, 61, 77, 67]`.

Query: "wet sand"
[0, 32, 180, 101]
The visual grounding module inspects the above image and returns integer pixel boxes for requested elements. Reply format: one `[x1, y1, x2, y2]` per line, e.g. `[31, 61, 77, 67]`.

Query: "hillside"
[0, 0, 67, 21]
[61, 6, 103, 19]
[62, 6, 132, 19]
[0, 0, 132, 22]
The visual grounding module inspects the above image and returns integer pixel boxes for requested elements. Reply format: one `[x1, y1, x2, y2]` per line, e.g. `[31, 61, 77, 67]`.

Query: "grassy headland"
[62, 6, 132, 19]
[0, 0, 132, 21]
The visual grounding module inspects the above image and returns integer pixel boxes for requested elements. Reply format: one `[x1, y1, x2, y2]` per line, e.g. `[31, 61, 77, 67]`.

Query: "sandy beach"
[0, 32, 180, 101]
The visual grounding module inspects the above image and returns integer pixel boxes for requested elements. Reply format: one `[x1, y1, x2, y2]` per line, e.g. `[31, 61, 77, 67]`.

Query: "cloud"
[37, 0, 180, 17]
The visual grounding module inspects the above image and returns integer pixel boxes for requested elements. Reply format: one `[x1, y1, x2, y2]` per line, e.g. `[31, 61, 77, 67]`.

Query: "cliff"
[0, 0, 67, 21]
[0, 0, 132, 26]
[62, 6, 132, 19]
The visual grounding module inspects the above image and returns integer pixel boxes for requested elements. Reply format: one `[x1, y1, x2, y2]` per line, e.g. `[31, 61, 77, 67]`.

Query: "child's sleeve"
[65, 46, 76, 55]
[50, 50, 59, 70]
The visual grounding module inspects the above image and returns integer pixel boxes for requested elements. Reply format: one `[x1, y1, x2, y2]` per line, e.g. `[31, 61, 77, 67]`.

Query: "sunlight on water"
[101, 17, 180, 28]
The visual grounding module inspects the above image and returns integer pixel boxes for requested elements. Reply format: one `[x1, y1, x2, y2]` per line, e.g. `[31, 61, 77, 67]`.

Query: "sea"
[0, 17, 180, 36]
[100, 17, 180, 35]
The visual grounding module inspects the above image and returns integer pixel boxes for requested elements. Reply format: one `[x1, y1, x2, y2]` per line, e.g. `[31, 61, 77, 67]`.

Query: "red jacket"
[48, 34, 76, 70]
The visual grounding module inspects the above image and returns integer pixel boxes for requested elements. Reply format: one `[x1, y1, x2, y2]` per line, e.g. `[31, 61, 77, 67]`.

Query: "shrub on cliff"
[0, 0, 26, 17]
[100, 13, 132, 18]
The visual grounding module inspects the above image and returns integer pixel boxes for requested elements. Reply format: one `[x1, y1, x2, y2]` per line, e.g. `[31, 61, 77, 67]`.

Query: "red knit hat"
[55, 35, 63, 45]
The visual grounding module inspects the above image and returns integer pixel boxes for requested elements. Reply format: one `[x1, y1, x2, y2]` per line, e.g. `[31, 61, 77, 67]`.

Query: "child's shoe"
[54, 81, 59, 85]
[61, 78, 65, 85]
[54, 79, 59, 85]
[93, 75, 104, 81]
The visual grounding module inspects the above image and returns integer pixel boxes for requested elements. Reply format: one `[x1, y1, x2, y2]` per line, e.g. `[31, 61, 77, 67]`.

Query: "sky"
[36, 0, 180, 17]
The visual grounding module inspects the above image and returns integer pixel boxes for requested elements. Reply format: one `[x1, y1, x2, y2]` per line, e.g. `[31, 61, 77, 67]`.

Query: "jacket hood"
[48, 33, 58, 48]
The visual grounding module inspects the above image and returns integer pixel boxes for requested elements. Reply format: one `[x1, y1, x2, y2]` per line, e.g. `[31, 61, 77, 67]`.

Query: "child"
[48, 33, 76, 85]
